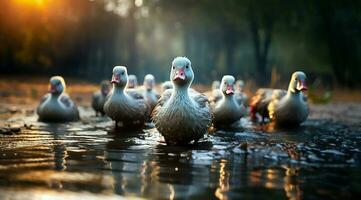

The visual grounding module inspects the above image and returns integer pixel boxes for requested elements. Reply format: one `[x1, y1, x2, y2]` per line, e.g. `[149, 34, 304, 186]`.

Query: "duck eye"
[172, 66, 175, 70]
[121, 72, 125, 75]
[186, 65, 189, 69]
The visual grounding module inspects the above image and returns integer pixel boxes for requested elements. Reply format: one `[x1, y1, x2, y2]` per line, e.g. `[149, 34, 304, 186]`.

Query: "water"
[0, 105, 360, 199]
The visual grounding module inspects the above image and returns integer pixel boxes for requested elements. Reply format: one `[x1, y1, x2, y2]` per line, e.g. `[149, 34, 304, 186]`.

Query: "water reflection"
[0, 112, 360, 199]
[283, 166, 302, 200]
[215, 160, 230, 200]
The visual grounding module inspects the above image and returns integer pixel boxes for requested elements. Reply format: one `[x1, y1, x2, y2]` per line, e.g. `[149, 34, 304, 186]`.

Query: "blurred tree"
[0, 0, 360, 88]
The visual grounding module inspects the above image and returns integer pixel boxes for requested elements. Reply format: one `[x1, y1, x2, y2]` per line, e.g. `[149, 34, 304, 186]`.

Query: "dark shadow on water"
[1, 110, 361, 199]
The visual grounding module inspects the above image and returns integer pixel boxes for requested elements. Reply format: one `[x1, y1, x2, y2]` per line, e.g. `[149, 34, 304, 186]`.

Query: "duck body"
[250, 71, 309, 126]
[268, 91, 308, 126]
[38, 94, 79, 122]
[142, 74, 160, 112]
[250, 88, 282, 121]
[92, 80, 111, 116]
[211, 75, 245, 127]
[104, 88, 148, 127]
[153, 88, 211, 145]
[213, 96, 243, 127]
[92, 91, 107, 116]
[143, 90, 159, 111]
[37, 76, 79, 122]
[104, 66, 148, 128]
[152, 57, 212, 145]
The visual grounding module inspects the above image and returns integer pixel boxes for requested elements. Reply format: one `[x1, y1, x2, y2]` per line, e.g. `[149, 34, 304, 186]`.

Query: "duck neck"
[171, 85, 190, 100]
[222, 93, 236, 104]
[113, 85, 126, 96]
[50, 93, 61, 101]
[287, 87, 302, 100]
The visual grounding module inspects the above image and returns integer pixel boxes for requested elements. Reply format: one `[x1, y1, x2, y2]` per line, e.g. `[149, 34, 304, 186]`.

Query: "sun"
[13, 0, 48, 8]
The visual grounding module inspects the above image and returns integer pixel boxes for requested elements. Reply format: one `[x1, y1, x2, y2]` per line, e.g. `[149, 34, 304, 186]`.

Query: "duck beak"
[173, 69, 185, 81]
[297, 80, 308, 92]
[111, 75, 120, 84]
[128, 82, 134, 88]
[49, 84, 56, 93]
[145, 83, 153, 90]
[102, 88, 109, 95]
[226, 85, 234, 94]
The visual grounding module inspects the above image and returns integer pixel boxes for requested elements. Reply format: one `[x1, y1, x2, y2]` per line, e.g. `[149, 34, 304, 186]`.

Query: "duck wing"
[60, 94, 75, 108]
[250, 88, 274, 119]
[155, 91, 161, 99]
[37, 94, 50, 114]
[154, 89, 172, 107]
[39, 94, 50, 104]
[151, 89, 172, 120]
[126, 89, 144, 100]
[60, 94, 80, 120]
[91, 91, 101, 107]
[267, 89, 287, 120]
[189, 89, 209, 108]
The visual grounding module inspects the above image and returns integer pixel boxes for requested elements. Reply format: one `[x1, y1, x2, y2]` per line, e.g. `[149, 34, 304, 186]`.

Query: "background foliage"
[0, 0, 360, 87]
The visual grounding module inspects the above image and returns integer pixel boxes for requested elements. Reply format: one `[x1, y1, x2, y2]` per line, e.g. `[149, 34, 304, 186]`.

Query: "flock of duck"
[37, 57, 309, 145]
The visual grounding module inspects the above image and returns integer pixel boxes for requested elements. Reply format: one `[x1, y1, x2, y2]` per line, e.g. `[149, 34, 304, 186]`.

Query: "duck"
[161, 81, 173, 93]
[208, 80, 222, 102]
[235, 80, 249, 106]
[103, 66, 148, 129]
[142, 74, 160, 111]
[127, 74, 138, 89]
[211, 75, 246, 127]
[152, 57, 212, 145]
[91, 80, 111, 116]
[250, 71, 308, 126]
[37, 76, 79, 122]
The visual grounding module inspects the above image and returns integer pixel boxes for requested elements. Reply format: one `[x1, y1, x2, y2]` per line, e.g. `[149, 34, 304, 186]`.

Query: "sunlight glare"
[14, 0, 47, 8]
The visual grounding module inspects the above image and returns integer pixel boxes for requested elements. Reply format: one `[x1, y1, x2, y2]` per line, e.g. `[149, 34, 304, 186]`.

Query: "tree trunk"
[248, 5, 273, 86]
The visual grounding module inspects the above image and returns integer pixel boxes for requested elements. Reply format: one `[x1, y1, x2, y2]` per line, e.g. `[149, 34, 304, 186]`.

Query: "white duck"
[161, 81, 173, 93]
[92, 80, 111, 116]
[152, 57, 212, 145]
[127, 74, 138, 89]
[37, 76, 79, 122]
[250, 71, 308, 126]
[208, 80, 222, 102]
[142, 74, 160, 111]
[211, 75, 246, 127]
[103, 66, 148, 129]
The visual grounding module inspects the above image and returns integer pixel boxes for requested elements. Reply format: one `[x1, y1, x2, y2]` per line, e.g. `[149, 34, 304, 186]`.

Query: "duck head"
[236, 80, 244, 92]
[288, 71, 308, 93]
[143, 74, 155, 91]
[100, 80, 111, 96]
[161, 81, 173, 92]
[220, 75, 236, 96]
[128, 74, 138, 89]
[49, 76, 66, 96]
[111, 66, 128, 88]
[212, 80, 220, 91]
[170, 57, 194, 88]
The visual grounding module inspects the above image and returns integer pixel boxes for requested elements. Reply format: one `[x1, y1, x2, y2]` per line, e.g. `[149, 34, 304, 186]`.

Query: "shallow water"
[0, 105, 361, 199]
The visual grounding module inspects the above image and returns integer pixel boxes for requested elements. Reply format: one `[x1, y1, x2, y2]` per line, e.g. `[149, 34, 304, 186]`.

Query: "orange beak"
[226, 85, 234, 94]
[111, 75, 120, 84]
[49, 84, 56, 93]
[297, 80, 308, 92]
[173, 69, 185, 81]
